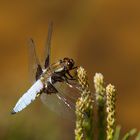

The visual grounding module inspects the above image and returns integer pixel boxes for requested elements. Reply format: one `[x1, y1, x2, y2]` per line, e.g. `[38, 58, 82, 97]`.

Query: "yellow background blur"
[0, 1, 140, 140]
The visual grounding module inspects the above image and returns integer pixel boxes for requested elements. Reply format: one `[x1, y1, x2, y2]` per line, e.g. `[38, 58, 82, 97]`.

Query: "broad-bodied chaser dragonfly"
[11, 22, 80, 116]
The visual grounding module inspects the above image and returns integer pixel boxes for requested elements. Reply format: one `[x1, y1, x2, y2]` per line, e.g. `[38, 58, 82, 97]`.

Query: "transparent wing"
[40, 82, 81, 119]
[27, 22, 53, 83]
[28, 38, 43, 83]
[44, 21, 53, 68]
[41, 93, 75, 119]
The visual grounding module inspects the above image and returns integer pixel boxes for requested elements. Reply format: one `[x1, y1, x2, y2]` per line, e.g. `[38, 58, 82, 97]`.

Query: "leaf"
[135, 132, 140, 140]
[122, 128, 137, 140]
[113, 125, 121, 140]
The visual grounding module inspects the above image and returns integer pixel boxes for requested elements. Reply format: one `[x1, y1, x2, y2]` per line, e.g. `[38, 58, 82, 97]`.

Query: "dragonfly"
[11, 22, 80, 117]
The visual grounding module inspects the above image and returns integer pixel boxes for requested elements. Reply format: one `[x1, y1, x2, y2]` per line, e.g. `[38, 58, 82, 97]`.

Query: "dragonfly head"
[63, 57, 75, 70]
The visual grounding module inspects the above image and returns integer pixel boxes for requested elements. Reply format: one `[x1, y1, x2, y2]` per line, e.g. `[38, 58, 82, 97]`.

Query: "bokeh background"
[0, 0, 140, 140]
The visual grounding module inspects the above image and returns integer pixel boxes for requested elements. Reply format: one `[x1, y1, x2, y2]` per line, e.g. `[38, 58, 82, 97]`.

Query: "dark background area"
[0, 1, 140, 139]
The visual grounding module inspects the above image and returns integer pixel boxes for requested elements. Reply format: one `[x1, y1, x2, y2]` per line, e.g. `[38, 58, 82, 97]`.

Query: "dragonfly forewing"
[44, 21, 53, 68]
[28, 38, 43, 83]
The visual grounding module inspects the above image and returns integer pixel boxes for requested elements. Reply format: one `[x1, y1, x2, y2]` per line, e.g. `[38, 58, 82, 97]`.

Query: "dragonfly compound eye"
[67, 59, 74, 69]
[63, 57, 75, 70]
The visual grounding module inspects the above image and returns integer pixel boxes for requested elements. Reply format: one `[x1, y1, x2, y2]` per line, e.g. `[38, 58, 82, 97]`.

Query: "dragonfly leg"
[51, 73, 65, 84]
[43, 82, 58, 94]
[71, 66, 78, 70]
[51, 72, 74, 88]
[64, 73, 76, 81]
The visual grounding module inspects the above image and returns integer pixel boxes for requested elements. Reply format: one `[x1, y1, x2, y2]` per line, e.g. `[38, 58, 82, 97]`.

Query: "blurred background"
[0, 0, 140, 140]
